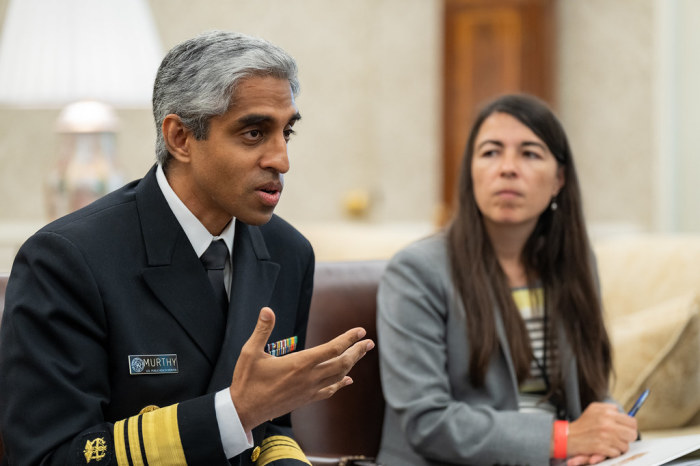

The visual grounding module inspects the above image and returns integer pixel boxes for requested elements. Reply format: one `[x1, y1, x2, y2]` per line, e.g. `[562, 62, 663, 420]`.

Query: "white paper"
[595, 434, 700, 466]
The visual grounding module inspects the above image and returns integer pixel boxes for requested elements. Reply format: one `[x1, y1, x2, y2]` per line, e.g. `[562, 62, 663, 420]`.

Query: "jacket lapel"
[557, 321, 582, 419]
[207, 220, 280, 392]
[493, 303, 521, 405]
[136, 167, 226, 366]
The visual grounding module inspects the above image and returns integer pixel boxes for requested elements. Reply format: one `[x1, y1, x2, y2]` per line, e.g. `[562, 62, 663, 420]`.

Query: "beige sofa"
[595, 234, 700, 437]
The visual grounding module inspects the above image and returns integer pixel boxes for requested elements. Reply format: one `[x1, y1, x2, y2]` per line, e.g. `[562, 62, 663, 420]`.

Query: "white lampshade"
[0, 0, 163, 108]
[56, 101, 119, 133]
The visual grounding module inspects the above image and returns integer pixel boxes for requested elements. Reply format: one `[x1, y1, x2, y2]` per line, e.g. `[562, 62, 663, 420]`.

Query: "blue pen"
[628, 388, 650, 416]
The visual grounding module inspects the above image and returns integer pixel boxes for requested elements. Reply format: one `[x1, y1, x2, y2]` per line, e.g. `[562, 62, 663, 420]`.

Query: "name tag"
[129, 354, 179, 375]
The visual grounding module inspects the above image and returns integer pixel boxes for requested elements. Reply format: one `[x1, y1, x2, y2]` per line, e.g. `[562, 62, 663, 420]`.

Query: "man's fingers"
[312, 338, 375, 386]
[341, 338, 375, 366]
[314, 376, 354, 401]
[245, 307, 276, 351]
[306, 327, 368, 365]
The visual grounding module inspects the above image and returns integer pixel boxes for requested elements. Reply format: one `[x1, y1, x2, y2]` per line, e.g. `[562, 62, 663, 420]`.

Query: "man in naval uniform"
[0, 31, 373, 465]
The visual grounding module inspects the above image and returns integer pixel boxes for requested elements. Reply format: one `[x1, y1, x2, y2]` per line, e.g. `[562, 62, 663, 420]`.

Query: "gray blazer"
[376, 233, 583, 466]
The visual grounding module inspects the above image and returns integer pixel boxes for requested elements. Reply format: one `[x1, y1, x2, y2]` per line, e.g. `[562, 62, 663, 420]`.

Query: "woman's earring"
[550, 198, 558, 211]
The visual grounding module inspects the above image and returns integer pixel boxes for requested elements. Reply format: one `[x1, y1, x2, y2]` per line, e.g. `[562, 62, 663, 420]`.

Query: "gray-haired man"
[0, 31, 373, 465]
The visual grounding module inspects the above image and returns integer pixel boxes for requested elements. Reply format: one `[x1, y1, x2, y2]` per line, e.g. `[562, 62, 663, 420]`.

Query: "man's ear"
[162, 114, 193, 163]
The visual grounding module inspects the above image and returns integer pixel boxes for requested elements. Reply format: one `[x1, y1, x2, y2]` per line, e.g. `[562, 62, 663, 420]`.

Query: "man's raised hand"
[230, 307, 375, 431]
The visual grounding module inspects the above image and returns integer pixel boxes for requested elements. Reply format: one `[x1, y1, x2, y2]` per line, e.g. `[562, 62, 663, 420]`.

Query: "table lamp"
[0, 0, 163, 218]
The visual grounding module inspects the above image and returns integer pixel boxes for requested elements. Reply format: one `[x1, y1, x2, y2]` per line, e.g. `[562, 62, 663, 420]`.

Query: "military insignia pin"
[83, 437, 108, 463]
[82, 437, 111, 464]
[265, 336, 298, 356]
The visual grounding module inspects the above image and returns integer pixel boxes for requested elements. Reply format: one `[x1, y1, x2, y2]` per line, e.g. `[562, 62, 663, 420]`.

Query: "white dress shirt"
[156, 164, 253, 458]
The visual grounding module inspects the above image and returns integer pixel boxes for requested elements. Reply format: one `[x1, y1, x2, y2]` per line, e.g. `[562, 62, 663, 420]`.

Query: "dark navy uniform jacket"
[0, 166, 314, 465]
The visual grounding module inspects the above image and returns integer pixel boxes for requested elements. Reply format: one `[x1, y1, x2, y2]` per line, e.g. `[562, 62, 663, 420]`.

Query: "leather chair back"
[292, 260, 387, 463]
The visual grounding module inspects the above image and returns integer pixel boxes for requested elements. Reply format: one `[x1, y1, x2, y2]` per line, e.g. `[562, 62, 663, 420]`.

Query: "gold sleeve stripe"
[137, 415, 148, 465]
[111, 404, 185, 465]
[141, 403, 187, 464]
[256, 435, 311, 466]
[113, 419, 129, 465]
[127, 415, 145, 466]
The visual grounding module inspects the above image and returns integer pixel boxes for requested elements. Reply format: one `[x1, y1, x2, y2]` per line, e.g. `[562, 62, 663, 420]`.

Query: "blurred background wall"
[0, 0, 698, 272]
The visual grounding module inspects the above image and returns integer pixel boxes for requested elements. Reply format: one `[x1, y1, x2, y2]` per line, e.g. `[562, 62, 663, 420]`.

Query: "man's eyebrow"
[236, 112, 302, 127]
[237, 114, 273, 127]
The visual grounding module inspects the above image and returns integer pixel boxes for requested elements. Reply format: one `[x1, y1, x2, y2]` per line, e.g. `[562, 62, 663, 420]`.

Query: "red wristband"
[553, 420, 569, 459]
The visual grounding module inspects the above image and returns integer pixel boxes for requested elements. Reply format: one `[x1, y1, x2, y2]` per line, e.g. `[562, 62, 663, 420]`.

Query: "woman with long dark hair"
[376, 94, 637, 465]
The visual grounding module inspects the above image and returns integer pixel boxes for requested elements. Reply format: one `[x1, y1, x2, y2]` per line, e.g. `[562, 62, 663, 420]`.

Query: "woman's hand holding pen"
[565, 402, 638, 465]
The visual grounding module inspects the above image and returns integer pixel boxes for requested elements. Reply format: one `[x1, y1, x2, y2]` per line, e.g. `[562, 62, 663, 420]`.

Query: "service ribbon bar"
[265, 336, 298, 357]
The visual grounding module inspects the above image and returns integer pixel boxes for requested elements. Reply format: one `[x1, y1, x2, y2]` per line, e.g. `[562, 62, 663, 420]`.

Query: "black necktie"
[200, 239, 229, 316]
